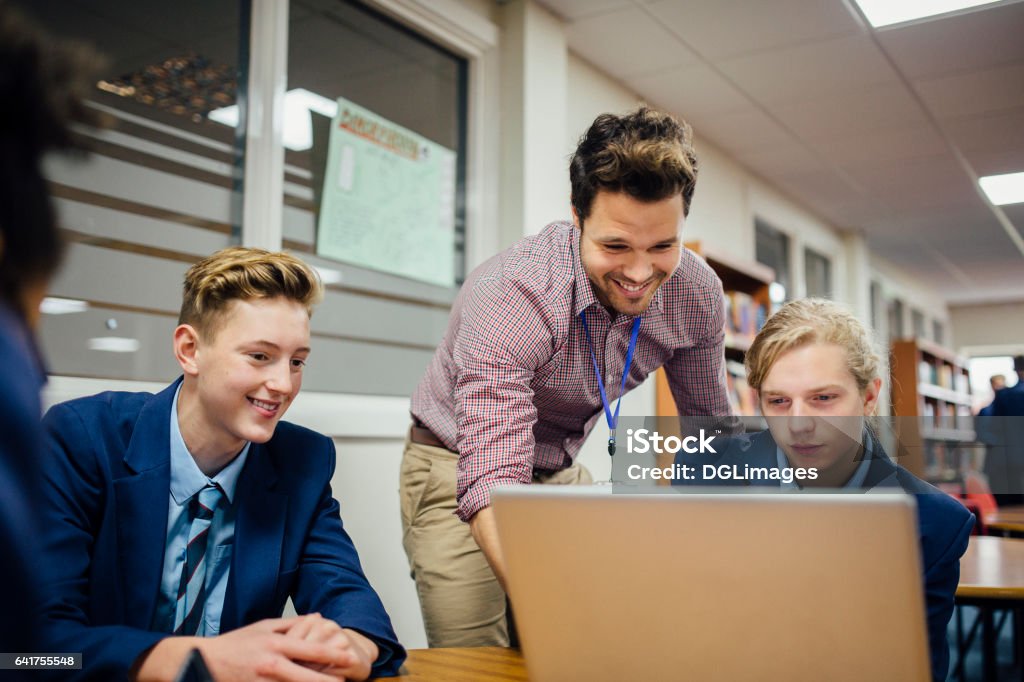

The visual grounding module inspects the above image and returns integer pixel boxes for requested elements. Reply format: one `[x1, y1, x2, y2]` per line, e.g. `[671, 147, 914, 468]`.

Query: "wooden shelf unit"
[890, 338, 975, 480]
[655, 241, 774, 418]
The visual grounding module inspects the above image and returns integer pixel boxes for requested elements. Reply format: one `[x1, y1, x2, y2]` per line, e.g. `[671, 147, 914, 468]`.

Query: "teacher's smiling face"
[575, 190, 685, 318]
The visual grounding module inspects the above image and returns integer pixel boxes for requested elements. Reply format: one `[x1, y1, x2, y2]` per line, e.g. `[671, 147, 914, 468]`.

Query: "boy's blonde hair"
[745, 298, 881, 394]
[178, 247, 323, 338]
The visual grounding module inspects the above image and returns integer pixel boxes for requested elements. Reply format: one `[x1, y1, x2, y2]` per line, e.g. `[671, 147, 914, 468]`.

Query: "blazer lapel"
[861, 436, 901, 490]
[115, 380, 180, 629]
[222, 442, 286, 631]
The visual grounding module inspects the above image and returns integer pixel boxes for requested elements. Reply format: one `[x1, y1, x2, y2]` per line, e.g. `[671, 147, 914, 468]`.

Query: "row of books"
[921, 400, 973, 429]
[723, 291, 767, 338]
[922, 440, 981, 484]
[917, 360, 969, 393]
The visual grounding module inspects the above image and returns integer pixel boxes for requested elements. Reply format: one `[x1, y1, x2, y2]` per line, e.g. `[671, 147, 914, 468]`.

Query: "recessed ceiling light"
[88, 337, 140, 353]
[979, 172, 1024, 206]
[852, 0, 1006, 27]
[40, 297, 89, 315]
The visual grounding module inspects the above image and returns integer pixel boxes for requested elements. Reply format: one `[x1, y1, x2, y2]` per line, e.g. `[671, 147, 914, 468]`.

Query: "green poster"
[316, 97, 456, 287]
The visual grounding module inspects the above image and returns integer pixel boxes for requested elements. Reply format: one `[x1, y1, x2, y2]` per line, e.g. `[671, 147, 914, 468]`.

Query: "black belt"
[410, 420, 448, 450]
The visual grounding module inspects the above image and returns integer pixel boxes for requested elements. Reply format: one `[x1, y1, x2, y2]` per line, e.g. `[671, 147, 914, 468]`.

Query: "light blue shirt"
[776, 431, 873, 490]
[152, 386, 250, 635]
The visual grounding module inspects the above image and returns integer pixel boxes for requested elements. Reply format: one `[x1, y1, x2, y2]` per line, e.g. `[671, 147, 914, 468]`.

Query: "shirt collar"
[775, 429, 874, 490]
[169, 384, 250, 506]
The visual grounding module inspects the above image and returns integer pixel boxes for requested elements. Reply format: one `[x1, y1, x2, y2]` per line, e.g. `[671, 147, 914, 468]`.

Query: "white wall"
[566, 54, 642, 152]
[950, 301, 1024, 355]
[871, 254, 951, 339]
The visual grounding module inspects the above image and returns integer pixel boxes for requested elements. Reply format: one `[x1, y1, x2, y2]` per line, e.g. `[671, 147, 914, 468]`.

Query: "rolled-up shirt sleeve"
[452, 273, 555, 522]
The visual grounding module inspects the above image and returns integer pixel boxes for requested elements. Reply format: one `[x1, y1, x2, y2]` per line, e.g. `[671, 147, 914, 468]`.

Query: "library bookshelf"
[890, 338, 975, 481]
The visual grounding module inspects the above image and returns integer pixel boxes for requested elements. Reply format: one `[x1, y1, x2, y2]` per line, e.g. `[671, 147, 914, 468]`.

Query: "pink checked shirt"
[411, 222, 734, 521]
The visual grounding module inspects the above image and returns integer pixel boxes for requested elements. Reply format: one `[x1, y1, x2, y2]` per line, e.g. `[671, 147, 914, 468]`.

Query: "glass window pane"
[933, 320, 945, 346]
[912, 309, 926, 338]
[889, 298, 905, 340]
[755, 219, 791, 303]
[13, 0, 244, 382]
[870, 280, 882, 331]
[275, 0, 469, 395]
[804, 247, 832, 299]
[282, 0, 468, 290]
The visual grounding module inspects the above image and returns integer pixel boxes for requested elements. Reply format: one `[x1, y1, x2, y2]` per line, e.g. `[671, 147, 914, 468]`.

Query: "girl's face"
[758, 342, 881, 487]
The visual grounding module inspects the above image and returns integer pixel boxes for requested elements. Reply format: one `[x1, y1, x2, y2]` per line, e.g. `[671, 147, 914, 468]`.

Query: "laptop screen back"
[492, 487, 930, 682]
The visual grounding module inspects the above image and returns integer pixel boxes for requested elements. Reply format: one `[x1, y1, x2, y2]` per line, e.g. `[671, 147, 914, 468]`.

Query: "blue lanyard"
[579, 311, 642, 456]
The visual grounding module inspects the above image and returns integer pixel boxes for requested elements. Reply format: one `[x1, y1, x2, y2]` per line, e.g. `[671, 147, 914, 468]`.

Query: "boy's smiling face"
[177, 296, 310, 466]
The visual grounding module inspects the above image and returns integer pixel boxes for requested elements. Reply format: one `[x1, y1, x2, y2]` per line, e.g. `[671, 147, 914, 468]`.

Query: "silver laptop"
[492, 486, 931, 682]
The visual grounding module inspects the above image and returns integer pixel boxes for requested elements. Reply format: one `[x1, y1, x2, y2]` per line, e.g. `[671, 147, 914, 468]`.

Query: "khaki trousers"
[399, 433, 592, 647]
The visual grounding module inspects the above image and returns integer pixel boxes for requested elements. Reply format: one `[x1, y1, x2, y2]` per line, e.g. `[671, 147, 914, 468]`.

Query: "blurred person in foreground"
[0, 0, 102, 662]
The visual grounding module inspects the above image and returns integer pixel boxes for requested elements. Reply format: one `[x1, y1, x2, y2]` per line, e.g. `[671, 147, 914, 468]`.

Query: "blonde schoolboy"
[39, 248, 404, 681]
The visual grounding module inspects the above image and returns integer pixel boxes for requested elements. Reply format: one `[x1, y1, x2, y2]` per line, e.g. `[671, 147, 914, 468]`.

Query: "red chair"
[963, 470, 999, 534]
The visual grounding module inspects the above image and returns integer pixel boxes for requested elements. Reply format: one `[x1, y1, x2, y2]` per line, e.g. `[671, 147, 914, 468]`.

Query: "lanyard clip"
[607, 431, 616, 457]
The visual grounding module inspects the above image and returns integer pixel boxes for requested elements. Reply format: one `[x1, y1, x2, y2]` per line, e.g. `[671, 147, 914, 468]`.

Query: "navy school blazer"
[675, 429, 974, 682]
[0, 304, 49, 680]
[38, 378, 405, 680]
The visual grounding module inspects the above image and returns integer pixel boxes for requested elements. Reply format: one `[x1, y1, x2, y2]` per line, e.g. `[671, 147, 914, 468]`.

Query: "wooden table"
[373, 647, 526, 681]
[378, 543, 1024, 682]
[987, 506, 1024, 535]
[954, 536, 1024, 681]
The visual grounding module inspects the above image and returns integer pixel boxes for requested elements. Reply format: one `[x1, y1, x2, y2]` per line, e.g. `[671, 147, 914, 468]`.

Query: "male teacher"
[401, 106, 735, 647]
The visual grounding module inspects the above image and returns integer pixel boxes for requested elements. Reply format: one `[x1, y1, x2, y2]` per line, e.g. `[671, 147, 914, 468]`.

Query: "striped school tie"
[173, 484, 222, 636]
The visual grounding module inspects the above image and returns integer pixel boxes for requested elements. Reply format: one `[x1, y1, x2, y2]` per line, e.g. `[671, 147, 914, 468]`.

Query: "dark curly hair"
[570, 106, 698, 223]
[0, 2, 105, 318]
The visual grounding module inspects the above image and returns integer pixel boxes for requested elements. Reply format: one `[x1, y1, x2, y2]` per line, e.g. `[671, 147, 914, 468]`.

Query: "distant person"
[676, 299, 973, 681]
[993, 357, 1024, 416]
[0, 3, 102, 665]
[978, 373, 1006, 417]
[39, 248, 405, 681]
[989, 355, 1024, 504]
[976, 373, 1008, 498]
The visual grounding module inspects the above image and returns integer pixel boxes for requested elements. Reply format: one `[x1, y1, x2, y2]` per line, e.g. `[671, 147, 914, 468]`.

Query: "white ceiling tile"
[718, 34, 900, 105]
[915, 62, 1024, 121]
[772, 169, 864, 214]
[566, 7, 700, 79]
[814, 125, 949, 166]
[965, 148, 1024, 177]
[943, 106, 1024, 155]
[734, 143, 826, 178]
[687, 108, 795, 155]
[999, 203, 1024, 225]
[537, 0, 633, 22]
[876, 0, 1024, 79]
[630, 63, 751, 120]
[646, 0, 862, 60]
[764, 83, 928, 141]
